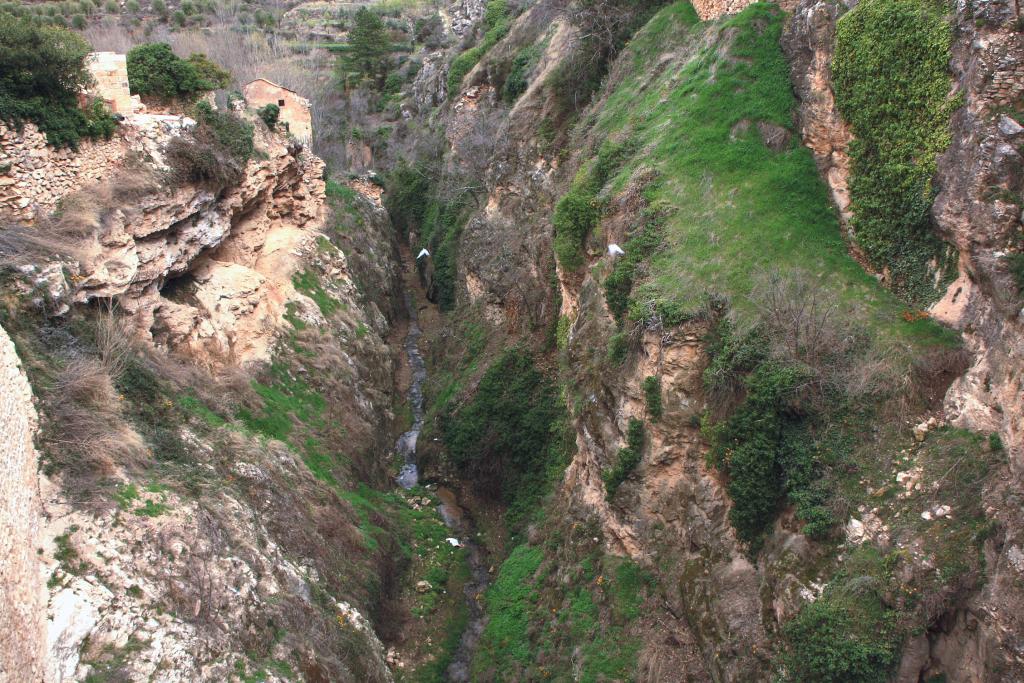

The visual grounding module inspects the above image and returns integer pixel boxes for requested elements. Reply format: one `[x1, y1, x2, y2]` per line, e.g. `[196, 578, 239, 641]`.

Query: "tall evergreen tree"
[342, 7, 389, 87]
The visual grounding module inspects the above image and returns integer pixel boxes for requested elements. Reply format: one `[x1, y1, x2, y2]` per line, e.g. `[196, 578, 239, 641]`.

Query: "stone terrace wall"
[692, 0, 799, 20]
[0, 115, 192, 223]
[0, 323, 46, 683]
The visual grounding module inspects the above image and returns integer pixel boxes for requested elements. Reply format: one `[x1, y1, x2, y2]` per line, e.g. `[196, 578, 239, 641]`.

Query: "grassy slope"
[589, 1, 955, 352]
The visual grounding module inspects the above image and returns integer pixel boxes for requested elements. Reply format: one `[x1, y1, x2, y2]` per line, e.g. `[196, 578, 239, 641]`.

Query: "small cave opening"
[159, 270, 200, 307]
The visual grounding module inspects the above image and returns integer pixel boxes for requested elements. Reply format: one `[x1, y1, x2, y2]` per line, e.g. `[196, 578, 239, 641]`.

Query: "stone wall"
[0, 115, 192, 223]
[692, 0, 798, 20]
[0, 323, 46, 683]
[85, 52, 132, 115]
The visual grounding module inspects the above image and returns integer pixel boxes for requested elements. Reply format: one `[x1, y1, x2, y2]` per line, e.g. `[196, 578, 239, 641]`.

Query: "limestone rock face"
[0, 324, 47, 683]
[782, 0, 856, 229]
[70, 132, 328, 369]
[783, 2, 1024, 679]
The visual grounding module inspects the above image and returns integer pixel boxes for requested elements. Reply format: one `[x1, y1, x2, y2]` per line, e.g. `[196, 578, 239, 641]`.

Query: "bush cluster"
[782, 549, 899, 682]
[166, 100, 253, 188]
[0, 15, 117, 148]
[703, 322, 839, 548]
[442, 348, 570, 526]
[832, 0, 958, 305]
[127, 43, 228, 100]
[603, 214, 663, 323]
[642, 376, 662, 420]
[603, 418, 644, 499]
[257, 103, 280, 129]
[383, 163, 467, 311]
[553, 139, 636, 271]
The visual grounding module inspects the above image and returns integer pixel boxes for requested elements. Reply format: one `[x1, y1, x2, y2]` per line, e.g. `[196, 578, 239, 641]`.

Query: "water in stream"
[393, 276, 490, 681]
[395, 290, 425, 489]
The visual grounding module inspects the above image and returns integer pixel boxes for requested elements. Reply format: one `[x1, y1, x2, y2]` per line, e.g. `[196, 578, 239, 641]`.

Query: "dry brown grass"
[45, 358, 146, 481]
[0, 158, 160, 269]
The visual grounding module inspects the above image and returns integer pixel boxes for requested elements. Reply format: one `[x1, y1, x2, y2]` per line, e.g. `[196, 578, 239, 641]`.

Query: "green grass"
[473, 541, 649, 681]
[474, 545, 543, 666]
[584, 1, 956, 352]
[292, 270, 342, 317]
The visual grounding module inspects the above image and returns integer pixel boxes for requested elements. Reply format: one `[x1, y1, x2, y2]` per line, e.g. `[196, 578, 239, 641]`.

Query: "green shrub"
[642, 376, 662, 420]
[442, 348, 570, 527]
[552, 189, 600, 270]
[383, 162, 431, 237]
[603, 418, 644, 498]
[782, 550, 899, 682]
[607, 331, 628, 364]
[502, 44, 541, 103]
[702, 325, 839, 548]
[126, 43, 216, 99]
[833, 0, 958, 305]
[989, 432, 1004, 452]
[446, 0, 510, 95]
[71, 11, 84, 26]
[0, 15, 117, 148]
[256, 103, 280, 129]
[186, 53, 230, 89]
[166, 100, 253, 187]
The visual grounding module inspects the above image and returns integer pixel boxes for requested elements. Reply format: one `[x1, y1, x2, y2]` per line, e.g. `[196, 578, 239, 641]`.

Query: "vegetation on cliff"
[833, 0, 958, 305]
[0, 15, 116, 148]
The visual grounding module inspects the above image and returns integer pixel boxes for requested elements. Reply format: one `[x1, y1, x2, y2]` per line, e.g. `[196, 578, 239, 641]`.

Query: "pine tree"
[342, 7, 389, 87]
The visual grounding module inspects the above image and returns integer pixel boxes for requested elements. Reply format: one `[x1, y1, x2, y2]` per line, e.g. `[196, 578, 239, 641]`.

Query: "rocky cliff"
[4, 0, 1024, 680]
[0, 107, 415, 681]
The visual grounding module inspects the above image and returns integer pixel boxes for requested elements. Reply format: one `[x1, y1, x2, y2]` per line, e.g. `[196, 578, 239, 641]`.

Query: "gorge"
[2, 0, 1024, 681]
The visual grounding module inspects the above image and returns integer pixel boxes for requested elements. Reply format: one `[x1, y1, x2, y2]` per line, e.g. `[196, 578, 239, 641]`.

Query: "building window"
[278, 99, 285, 107]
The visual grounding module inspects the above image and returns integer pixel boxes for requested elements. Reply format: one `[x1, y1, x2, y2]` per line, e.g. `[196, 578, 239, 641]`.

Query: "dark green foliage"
[502, 44, 541, 103]
[642, 376, 662, 420]
[604, 216, 664, 323]
[383, 163, 467, 311]
[166, 101, 253, 187]
[1006, 253, 1024, 293]
[554, 139, 637, 270]
[257, 103, 280, 129]
[833, 0, 958, 305]
[341, 8, 390, 85]
[447, 0, 510, 95]
[442, 349, 570, 527]
[186, 53, 231, 89]
[607, 331, 628, 364]
[603, 418, 644, 498]
[126, 43, 215, 99]
[703, 324, 838, 547]
[552, 189, 600, 270]
[0, 15, 117, 148]
[782, 550, 899, 682]
[383, 162, 431, 238]
[989, 432, 1004, 452]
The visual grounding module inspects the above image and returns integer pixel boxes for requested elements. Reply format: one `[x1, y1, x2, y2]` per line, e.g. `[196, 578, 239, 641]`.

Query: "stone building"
[84, 52, 133, 115]
[242, 79, 313, 144]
